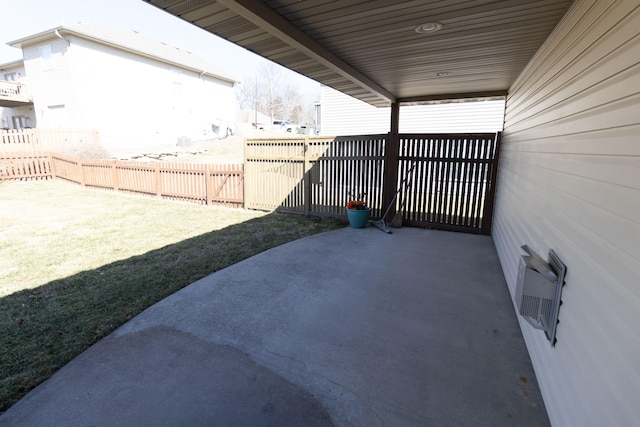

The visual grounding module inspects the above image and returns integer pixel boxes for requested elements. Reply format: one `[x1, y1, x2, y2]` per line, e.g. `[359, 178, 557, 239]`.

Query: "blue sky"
[0, 0, 320, 97]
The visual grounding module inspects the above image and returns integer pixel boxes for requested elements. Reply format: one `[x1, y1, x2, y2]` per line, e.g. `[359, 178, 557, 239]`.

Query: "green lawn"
[0, 179, 344, 412]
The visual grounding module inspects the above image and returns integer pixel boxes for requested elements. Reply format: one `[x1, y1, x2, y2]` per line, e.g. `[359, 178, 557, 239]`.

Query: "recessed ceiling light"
[415, 22, 443, 34]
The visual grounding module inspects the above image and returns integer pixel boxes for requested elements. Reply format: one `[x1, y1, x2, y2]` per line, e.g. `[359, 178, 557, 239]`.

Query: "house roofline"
[0, 58, 24, 71]
[8, 25, 237, 85]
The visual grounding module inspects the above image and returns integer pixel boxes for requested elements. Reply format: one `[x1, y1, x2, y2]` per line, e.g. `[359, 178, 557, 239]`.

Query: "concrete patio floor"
[0, 226, 549, 427]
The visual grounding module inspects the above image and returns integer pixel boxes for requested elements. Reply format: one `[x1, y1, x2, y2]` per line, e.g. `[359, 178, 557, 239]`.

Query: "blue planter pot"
[346, 208, 371, 228]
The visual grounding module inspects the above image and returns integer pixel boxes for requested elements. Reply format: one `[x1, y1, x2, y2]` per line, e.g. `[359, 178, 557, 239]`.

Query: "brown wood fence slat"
[1, 129, 37, 149]
[398, 132, 501, 234]
[245, 132, 500, 234]
[1, 153, 243, 208]
[245, 135, 387, 217]
[1, 129, 100, 154]
[3, 132, 500, 233]
[244, 138, 306, 213]
[0, 154, 52, 180]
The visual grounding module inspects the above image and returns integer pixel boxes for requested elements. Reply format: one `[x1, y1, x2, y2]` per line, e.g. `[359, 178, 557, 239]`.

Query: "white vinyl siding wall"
[493, 1, 640, 426]
[22, 38, 74, 128]
[319, 86, 505, 135]
[15, 26, 236, 155]
[65, 37, 235, 152]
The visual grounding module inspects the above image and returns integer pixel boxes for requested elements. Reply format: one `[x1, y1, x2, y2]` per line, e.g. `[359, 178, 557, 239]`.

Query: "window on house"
[4, 72, 17, 82]
[40, 45, 53, 70]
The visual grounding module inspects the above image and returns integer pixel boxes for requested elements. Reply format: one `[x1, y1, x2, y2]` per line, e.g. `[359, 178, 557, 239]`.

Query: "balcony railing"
[0, 81, 32, 106]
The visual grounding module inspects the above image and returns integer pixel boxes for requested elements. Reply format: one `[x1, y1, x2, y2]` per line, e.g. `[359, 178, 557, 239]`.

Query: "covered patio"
[132, 2, 640, 425]
[0, 226, 548, 426]
[3, 1, 637, 425]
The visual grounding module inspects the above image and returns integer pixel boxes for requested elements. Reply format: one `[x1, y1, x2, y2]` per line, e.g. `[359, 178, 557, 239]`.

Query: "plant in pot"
[345, 194, 371, 228]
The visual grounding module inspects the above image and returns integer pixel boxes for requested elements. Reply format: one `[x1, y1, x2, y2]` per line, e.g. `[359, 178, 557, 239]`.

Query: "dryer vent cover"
[516, 245, 566, 346]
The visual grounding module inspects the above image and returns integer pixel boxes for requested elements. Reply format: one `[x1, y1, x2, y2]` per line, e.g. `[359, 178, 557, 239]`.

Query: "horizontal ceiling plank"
[322, 15, 564, 54]
[347, 38, 547, 69]
[216, 0, 395, 105]
[191, 9, 238, 28]
[179, 3, 228, 21]
[303, 0, 569, 37]
[145, 0, 573, 107]
[205, 15, 257, 35]
[150, 0, 218, 16]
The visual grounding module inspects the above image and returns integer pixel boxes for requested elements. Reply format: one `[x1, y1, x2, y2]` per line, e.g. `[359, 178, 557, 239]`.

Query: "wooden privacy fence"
[245, 135, 386, 217]
[2, 132, 500, 232]
[0, 154, 53, 180]
[1, 129, 100, 153]
[0, 153, 244, 208]
[397, 133, 501, 234]
[245, 132, 501, 234]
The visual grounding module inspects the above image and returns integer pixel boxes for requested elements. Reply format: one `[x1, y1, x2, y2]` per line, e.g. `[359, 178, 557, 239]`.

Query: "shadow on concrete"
[1, 226, 550, 426]
[0, 212, 342, 415]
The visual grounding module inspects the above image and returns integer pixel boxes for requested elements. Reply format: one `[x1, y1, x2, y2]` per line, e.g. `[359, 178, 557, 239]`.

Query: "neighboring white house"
[318, 85, 505, 135]
[0, 59, 34, 130]
[0, 23, 238, 155]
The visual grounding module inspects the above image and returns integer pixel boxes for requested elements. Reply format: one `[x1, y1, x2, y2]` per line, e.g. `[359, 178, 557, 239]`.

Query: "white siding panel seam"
[508, 1, 638, 116]
[507, 0, 607, 107]
[494, 0, 640, 425]
[507, 11, 640, 126]
[506, 36, 640, 129]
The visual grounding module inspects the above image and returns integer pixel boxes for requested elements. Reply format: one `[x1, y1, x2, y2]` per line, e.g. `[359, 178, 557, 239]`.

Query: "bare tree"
[280, 84, 302, 121]
[235, 76, 258, 110]
[235, 61, 317, 124]
[258, 63, 286, 121]
[289, 104, 304, 124]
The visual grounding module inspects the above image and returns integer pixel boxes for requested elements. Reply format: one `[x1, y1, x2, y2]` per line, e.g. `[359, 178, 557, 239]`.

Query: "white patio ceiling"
[143, 0, 574, 107]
